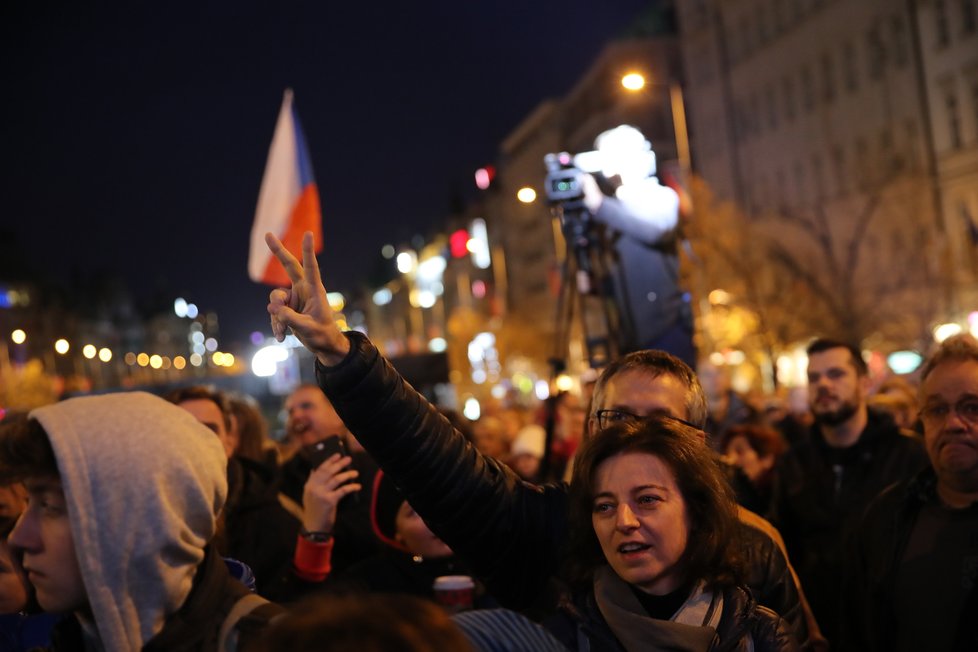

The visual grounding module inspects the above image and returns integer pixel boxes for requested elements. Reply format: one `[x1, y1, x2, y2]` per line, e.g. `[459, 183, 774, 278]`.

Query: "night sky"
[1, 1, 654, 347]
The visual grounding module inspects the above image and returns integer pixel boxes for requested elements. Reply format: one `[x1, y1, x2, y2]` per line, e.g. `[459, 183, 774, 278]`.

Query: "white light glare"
[417, 256, 447, 281]
[373, 288, 393, 306]
[887, 351, 923, 375]
[463, 397, 481, 421]
[428, 337, 447, 353]
[417, 290, 436, 309]
[535, 380, 550, 401]
[934, 322, 963, 343]
[251, 345, 289, 377]
[469, 219, 491, 269]
[186, 303, 199, 319]
[396, 252, 415, 274]
[174, 298, 188, 318]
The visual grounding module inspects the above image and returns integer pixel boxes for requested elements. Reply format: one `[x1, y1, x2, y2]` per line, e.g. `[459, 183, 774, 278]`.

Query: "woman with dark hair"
[720, 424, 786, 514]
[549, 415, 796, 651]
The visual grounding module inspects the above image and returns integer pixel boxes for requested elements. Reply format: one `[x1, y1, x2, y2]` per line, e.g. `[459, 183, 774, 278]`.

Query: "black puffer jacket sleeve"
[316, 332, 570, 609]
[737, 523, 810, 648]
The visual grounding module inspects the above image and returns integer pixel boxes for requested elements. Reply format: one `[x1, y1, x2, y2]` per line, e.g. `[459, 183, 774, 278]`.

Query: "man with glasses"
[843, 334, 978, 651]
[770, 338, 928, 647]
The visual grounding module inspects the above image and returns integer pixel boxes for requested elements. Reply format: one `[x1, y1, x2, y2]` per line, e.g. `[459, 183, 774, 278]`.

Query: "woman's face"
[395, 502, 453, 560]
[723, 436, 772, 483]
[591, 452, 689, 595]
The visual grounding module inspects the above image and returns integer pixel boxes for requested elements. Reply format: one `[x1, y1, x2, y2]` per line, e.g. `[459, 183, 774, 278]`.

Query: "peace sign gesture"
[265, 231, 351, 366]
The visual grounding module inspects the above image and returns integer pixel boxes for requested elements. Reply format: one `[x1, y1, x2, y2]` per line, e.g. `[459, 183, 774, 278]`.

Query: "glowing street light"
[10, 329, 26, 345]
[620, 71, 691, 185]
[517, 187, 537, 203]
[98, 348, 112, 362]
[82, 345, 97, 359]
[621, 72, 646, 91]
[54, 339, 70, 354]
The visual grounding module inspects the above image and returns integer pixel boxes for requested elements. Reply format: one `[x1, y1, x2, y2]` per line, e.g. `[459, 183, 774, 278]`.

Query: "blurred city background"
[2, 0, 977, 432]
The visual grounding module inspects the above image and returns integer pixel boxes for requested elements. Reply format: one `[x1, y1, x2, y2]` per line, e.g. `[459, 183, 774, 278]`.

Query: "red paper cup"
[433, 575, 475, 613]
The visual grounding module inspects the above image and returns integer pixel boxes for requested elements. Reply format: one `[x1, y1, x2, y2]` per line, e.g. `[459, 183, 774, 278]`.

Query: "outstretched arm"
[264, 231, 350, 366]
[264, 231, 569, 610]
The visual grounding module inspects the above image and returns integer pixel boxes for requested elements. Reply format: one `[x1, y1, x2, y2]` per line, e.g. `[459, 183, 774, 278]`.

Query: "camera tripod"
[549, 201, 629, 377]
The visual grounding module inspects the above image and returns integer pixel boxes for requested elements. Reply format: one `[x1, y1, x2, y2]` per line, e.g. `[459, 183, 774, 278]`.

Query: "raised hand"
[265, 231, 351, 365]
[301, 453, 361, 534]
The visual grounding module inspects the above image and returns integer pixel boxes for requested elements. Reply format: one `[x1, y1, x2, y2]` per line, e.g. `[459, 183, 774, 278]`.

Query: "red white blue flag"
[249, 89, 323, 286]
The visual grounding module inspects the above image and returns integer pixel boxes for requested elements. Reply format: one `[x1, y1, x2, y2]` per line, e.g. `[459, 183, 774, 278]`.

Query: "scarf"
[593, 565, 722, 651]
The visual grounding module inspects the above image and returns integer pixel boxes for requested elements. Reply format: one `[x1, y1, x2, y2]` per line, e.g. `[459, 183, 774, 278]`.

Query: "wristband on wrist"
[294, 533, 334, 582]
[300, 527, 332, 543]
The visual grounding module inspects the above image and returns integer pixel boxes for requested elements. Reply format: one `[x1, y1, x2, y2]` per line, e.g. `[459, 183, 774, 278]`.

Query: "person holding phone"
[291, 456, 494, 609]
[278, 385, 381, 574]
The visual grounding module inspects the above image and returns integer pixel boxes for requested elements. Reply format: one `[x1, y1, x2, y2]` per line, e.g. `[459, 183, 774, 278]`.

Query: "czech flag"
[249, 89, 323, 286]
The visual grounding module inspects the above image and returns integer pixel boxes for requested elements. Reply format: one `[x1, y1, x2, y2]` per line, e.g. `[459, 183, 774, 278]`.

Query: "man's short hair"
[806, 338, 868, 376]
[165, 385, 232, 432]
[591, 349, 708, 428]
[0, 414, 58, 485]
[919, 334, 978, 383]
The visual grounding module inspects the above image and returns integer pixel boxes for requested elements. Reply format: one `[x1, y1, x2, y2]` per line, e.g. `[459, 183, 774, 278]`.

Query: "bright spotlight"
[621, 72, 646, 91]
[251, 345, 289, 377]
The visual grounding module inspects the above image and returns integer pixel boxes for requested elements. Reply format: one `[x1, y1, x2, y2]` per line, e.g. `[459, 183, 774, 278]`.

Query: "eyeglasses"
[594, 409, 701, 432]
[919, 399, 978, 426]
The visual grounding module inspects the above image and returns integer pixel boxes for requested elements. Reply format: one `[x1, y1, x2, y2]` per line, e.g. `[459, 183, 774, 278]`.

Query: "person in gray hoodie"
[0, 392, 280, 651]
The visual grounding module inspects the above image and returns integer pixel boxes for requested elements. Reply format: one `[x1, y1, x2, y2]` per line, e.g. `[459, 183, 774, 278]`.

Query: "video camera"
[543, 152, 587, 203]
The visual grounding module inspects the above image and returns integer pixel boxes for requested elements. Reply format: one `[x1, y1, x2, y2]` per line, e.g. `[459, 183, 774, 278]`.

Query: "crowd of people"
[0, 230, 974, 651]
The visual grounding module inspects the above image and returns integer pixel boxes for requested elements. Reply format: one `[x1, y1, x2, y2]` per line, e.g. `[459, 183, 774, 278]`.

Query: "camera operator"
[577, 125, 695, 366]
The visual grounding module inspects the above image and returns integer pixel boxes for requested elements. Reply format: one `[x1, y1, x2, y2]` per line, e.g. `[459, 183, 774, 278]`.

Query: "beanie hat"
[511, 424, 546, 460]
[370, 470, 408, 551]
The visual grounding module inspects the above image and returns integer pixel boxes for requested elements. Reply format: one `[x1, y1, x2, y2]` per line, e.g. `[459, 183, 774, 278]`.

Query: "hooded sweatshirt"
[30, 392, 227, 651]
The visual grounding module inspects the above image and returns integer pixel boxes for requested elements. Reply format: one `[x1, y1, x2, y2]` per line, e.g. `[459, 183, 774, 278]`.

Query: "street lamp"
[620, 71, 692, 187]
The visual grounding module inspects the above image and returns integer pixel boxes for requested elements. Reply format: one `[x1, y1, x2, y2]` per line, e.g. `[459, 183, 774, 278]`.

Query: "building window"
[741, 14, 754, 57]
[936, 0, 950, 47]
[751, 92, 763, 134]
[812, 154, 825, 201]
[794, 160, 807, 205]
[775, 168, 787, 207]
[971, 76, 978, 143]
[783, 77, 797, 120]
[945, 86, 963, 149]
[766, 84, 779, 129]
[964, 0, 978, 36]
[820, 53, 836, 102]
[843, 40, 859, 91]
[904, 119, 921, 170]
[866, 26, 885, 81]
[772, 0, 784, 33]
[831, 146, 848, 196]
[879, 128, 897, 174]
[855, 137, 870, 188]
[890, 16, 909, 67]
[801, 65, 815, 111]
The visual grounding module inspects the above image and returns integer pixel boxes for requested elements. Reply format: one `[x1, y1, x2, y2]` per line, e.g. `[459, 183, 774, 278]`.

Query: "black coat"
[769, 411, 928, 643]
[840, 468, 978, 652]
[316, 332, 810, 645]
[548, 583, 798, 652]
[47, 547, 273, 651]
[221, 456, 300, 600]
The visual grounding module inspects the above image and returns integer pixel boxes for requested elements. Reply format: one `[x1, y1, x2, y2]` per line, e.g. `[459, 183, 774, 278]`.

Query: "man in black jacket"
[169, 386, 300, 599]
[263, 231, 812, 647]
[842, 335, 978, 652]
[770, 339, 928, 646]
